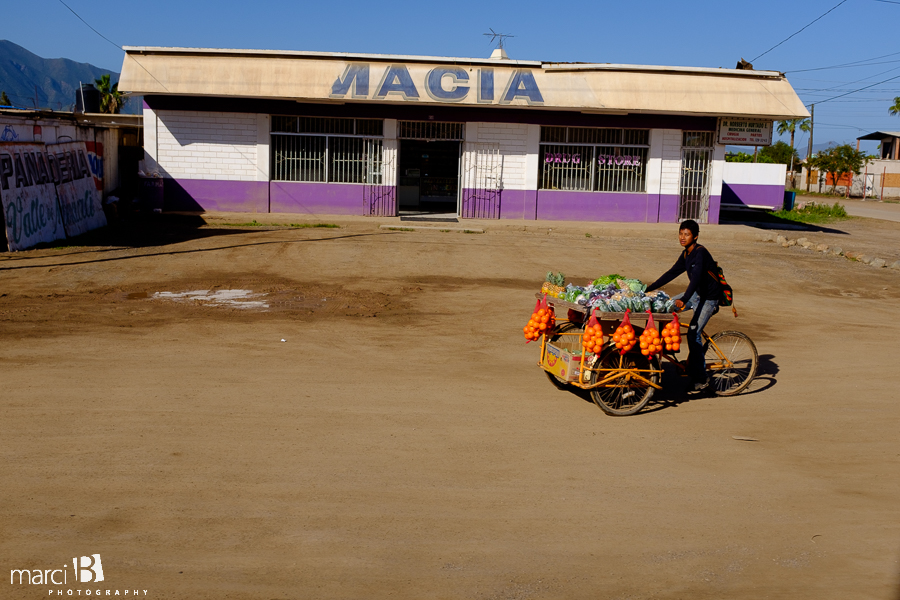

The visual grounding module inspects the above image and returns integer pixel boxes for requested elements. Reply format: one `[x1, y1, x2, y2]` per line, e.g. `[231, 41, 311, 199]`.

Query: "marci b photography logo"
[9, 554, 148, 596]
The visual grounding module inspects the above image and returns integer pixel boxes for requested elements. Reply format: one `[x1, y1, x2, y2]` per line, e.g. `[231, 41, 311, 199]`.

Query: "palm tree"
[890, 97, 900, 117]
[776, 118, 811, 186]
[94, 74, 124, 114]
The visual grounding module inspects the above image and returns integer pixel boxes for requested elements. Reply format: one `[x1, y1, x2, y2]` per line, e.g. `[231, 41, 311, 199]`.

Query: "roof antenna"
[483, 28, 513, 59]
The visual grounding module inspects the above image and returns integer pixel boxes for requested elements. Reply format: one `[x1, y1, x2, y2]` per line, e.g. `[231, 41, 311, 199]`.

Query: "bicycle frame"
[540, 325, 663, 391]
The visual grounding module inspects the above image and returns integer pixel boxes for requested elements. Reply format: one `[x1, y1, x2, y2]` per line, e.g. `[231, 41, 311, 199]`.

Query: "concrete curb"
[378, 224, 484, 233]
[756, 231, 900, 270]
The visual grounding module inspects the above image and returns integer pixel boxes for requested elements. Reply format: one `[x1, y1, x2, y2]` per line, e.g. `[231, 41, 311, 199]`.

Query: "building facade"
[120, 47, 807, 223]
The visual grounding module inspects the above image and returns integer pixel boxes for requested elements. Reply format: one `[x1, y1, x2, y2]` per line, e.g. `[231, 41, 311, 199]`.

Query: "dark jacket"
[647, 245, 722, 302]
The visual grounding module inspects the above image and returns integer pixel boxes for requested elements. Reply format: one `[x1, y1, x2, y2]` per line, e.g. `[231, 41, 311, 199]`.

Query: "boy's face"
[679, 228, 697, 248]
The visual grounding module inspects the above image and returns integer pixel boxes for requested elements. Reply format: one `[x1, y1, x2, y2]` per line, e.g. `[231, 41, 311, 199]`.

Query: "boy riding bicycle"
[645, 219, 722, 392]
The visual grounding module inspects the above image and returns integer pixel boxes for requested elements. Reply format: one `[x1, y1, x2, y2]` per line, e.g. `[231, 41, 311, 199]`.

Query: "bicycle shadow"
[640, 353, 780, 414]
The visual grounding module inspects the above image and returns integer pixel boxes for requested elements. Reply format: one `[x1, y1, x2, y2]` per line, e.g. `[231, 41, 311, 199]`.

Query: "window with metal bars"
[682, 131, 714, 148]
[271, 116, 384, 184]
[539, 127, 649, 193]
[398, 121, 463, 140]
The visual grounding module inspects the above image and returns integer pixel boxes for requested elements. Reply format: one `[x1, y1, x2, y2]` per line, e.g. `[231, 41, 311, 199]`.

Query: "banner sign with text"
[0, 142, 66, 250]
[0, 141, 106, 251]
[717, 118, 774, 146]
[53, 142, 107, 237]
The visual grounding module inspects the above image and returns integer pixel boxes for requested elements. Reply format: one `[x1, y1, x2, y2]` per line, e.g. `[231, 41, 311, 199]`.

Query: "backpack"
[707, 262, 738, 317]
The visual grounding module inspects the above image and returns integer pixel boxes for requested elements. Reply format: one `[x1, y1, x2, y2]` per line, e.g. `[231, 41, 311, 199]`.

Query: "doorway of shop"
[398, 140, 460, 217]
[397, 121, 464, 220]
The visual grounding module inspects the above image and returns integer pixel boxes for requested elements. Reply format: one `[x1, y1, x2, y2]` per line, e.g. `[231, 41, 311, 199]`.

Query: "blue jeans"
[673, 292, 719, 384]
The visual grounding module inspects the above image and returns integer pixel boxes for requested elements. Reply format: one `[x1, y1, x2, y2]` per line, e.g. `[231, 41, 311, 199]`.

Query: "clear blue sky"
[5, 0, 900, 154]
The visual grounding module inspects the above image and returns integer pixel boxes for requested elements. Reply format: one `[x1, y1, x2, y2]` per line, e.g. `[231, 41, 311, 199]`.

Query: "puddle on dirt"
[151, 289, 269, 310]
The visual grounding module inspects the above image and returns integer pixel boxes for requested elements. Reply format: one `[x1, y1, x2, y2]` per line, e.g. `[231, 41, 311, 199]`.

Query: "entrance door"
[461, 142, 501, 219]
[678, 131, 714, 222]
[397, 121, 464, 215]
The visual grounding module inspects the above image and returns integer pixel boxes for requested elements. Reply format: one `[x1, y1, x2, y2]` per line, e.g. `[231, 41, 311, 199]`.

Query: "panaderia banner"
[0, 141, 106, 251]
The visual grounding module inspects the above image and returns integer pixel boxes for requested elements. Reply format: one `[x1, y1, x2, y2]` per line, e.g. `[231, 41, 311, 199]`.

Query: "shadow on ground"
[719, 207, 850, 235]
[551, 352, 780, 417]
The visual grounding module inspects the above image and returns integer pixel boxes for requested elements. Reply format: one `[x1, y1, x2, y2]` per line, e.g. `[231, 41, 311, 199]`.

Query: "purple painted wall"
[658, 194, 680, 223]
[721, 183, 784, 210]
[270, 181, 376, 215]
[164, 179, 268, 212]
[708, 195, 721, 225]
[534, 190, 657, 222]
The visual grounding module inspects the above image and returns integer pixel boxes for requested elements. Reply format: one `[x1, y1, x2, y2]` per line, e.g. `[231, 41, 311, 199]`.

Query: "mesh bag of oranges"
[661, 311, 682, 352]
[638, 311, 664, 359]
[523, 294, 555, 343]
[581, 308, 605, 355]
[612, 309, 637, 355]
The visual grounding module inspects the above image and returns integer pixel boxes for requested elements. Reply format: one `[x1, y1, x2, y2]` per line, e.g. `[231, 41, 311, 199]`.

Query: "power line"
[56, 0, 122, 52]
[751, 0, 851, 62]
[55, 0, 169, 93]
[811, 73, 900, 105]
[787, 53, 900, 73]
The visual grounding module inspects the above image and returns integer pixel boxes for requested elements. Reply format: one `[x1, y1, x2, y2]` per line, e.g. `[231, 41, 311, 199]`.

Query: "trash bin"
[783, 191, 796, 211]
[139, 176, 164, 212]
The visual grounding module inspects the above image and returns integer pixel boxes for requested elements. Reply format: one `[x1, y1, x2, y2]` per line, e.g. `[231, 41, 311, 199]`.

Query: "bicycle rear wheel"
[544, 321, 584, 389]
[705, 331, 758, 396]
[588, 349, 657, 416]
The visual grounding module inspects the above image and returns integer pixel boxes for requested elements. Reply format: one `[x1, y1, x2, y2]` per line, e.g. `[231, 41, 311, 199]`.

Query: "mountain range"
[0, 39, 124, 112]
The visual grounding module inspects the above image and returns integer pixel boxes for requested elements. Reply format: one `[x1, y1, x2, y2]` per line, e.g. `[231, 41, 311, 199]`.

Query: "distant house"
[857, 131, 900, 160]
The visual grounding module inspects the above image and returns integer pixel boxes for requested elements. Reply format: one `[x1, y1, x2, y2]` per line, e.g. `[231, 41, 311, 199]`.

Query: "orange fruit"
[626, 332, 635, 341]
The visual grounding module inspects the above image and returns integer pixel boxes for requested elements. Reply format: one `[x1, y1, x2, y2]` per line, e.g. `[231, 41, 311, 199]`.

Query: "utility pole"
[805, 104, 814, 192]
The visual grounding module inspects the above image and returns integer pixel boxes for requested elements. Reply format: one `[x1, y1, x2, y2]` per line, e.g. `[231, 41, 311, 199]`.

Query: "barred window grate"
[330, 137, 383, 184]
[272, 116, 383, 136]
[540, 145, 594, 191]
[399, 121, 464, 140]
[682, 131, 714, 148]
[540, 126, 648, 146]
[272, 135, 383, 184]
[539, 126, 649, 193]
[272, 135, 326, 182]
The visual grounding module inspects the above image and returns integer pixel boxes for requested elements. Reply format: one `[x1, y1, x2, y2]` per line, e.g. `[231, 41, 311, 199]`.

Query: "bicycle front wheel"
[705, 331, 758, 396]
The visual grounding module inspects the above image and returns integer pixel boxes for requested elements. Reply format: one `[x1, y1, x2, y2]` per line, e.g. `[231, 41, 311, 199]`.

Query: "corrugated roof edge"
[542, 63, 784, 78]
[121, 46, 786, 76]
[857, 131, 900, 140]
[121, 46, 542, 67]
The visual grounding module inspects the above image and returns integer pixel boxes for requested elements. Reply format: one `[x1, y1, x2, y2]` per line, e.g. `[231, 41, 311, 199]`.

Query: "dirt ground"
[2, 213, 899, 600]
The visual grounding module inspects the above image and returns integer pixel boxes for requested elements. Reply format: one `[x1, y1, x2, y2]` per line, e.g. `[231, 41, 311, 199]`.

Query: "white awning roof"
[119, 46, 809, 120]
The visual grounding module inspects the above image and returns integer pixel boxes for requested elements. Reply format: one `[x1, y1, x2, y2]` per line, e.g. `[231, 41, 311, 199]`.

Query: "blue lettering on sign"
[375, 65, 419, 100]
[331, 64, 370, 98]
[501, 70, 544, 105]
[425, 67, 469, 102]
[88, 153, 104, 179]
[478, 69, 494, 103]
[329, 64, 543, 105]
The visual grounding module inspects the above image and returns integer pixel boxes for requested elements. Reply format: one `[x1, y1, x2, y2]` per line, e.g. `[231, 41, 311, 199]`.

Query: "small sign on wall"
[717, 118, 774, 146]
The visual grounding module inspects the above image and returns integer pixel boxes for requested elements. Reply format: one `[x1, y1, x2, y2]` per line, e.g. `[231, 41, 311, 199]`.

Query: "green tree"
[726, 151, 776, 163]
[808, 144, 871, 196]
[776, 118, 811, 158]
[758, 141, 800, 166]
[890, 96, 900, 117]
[94, 74, 125, 114]
[0, 91, 10, 106]
[776, 118, 810, 185]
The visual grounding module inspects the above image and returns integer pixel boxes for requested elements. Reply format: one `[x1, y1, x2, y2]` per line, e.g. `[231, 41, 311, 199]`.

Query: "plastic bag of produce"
[617, 278, 647, 293]
[593, 274, 623, 287]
